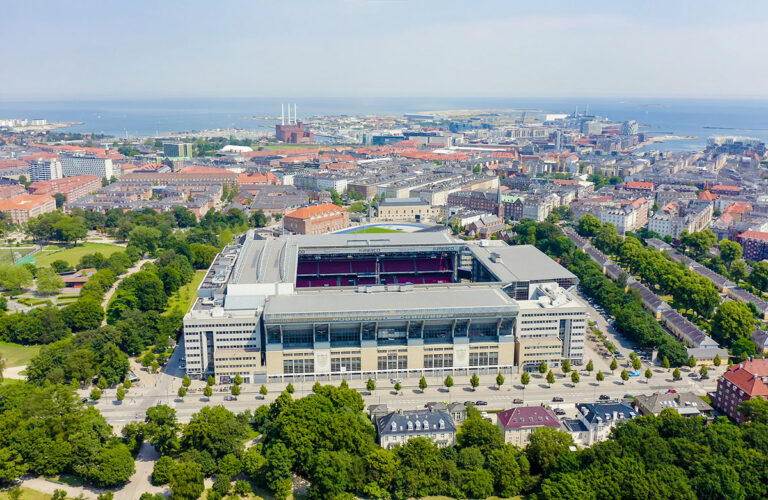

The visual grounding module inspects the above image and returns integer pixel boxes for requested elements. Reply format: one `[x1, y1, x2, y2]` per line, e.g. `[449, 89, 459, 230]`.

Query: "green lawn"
[33, 242, 124, 267]
[349, 227, 402, 234]
[0, 341, 42, 367]
[164, 270, 206, 315]
[0, 487, 51, 500]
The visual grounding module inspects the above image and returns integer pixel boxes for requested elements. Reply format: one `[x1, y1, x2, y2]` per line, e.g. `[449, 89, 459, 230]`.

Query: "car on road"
[475, 401, 488, 406]
[629, 371, 641, 377]
[599, 394, 611, 400]
[552, 397, 564, 402]
[224, 395, 238, 401]
[464, 401, 473, 406]
[667, 389, 677, 394]
[623, 394, 634, 399]
[554, 408, 566, 415]
[512, 398, 524, 404]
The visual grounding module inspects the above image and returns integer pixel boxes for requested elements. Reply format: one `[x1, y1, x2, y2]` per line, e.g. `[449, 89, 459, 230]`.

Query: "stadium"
[183, 230, 587, 383]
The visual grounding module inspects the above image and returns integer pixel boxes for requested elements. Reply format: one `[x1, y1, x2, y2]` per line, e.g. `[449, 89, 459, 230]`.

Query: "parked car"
[667, 389, 678, 394]
[552, 397, 564, 402]
[475, 401, 488, 406]
[464, 401, 473, 406]
[512, 398, 524, 404]
[224, 395, 238, 401]
[599, 394, 611, 400]
[554, 408, 566, 415]
[628, 371, 641, 377]
[623, 394, 634, 399]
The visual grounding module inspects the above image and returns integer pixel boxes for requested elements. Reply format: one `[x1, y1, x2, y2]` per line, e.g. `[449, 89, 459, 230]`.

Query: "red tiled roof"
[724, 202, 753, 215]
[238, 172, 279, 185]
[497, 406, 561, 430]
[698, 190, 718, 201]
[722, 359, 768, 398]
[738, 231, 768, 242]
[179, 165, 231, 174]
[285, 203, 344, 220]
[711, 184, 740, 192]
[624, 181, 654, 190]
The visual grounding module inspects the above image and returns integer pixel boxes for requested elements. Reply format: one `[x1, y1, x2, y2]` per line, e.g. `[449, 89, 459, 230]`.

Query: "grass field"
[0, 487, 51, 500]
[164, 270, 206, 315]
[349, 227, 402, 234]
[0, 341, 42, 367]
[33, 242, 124, 267]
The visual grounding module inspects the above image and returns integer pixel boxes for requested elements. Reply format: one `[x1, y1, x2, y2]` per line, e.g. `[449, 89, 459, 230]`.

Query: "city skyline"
[2, 0, 768, 100]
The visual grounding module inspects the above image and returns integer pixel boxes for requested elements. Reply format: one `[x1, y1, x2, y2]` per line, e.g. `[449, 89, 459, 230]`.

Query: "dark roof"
[563, 418, 588, 432]
[377, 409, 456, 436]
[628, 282, 672, 313]
[661, 309, 715, 348]
[576, 402, 637, 424]
[497, 406, 561, 430]
[728, 287, 768, 313]
[692, 264, 736, 289]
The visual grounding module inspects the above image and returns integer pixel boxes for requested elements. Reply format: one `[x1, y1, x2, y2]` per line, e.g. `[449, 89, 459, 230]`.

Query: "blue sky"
[1, 0, 767, 99]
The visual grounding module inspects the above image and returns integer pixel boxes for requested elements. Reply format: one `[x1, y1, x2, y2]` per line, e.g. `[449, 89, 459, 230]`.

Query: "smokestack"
[281, 104, 285, 125]
[294, 103, 298, 124]
[287, 103, 291, 125]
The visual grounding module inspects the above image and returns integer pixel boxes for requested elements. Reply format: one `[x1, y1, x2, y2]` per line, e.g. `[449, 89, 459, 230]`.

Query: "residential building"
[737, 231, 768, 261]
[497, 406, 561, 447]
[634, 392, 714, 418]
[376, 197, 442, 222]
[0, 194, 56, 223]
[28, 158, 62, 182]
[247, 185, 309, 215]
[376, 409, 456, 449]
[61, 153, 114, 179]
[647, 200, 713, 239]
[711, 358, 768, 423]
[0, 180, 27, 200]
[571, 401, 637, 445]
[28, 175, 101, 203]
[465, 214, 506, 239]
[163, 142, 193, 158]
[283, 203, 350, 235]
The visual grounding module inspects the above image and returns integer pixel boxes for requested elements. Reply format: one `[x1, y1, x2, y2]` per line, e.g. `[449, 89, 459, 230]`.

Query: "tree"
[419, 376, 428, 393]
[662, 356, 671, 370]
[571, 371, 580, 385]
[546, 370, 555, 386]
[116, 385, 126, 402]
[234, 373, 243, 385]
[152, 456, 176, 485]
[496, 372, 505, 389]
[97, 375, 108, 390]
[577, 214, 601, 237]
[719, 239, 742, 269]
[470, 373, 480, 391]
[213, 474, 232, 495]
[62, 298, 104, 331]
[366, 378, 376, 393]
[144, 405, 180, 455]
[699, 365, 709, 379]
[265, 442, 293, 499]
[561, 359, 571, 374]
[119, 271, 167, 311]
[538, 361, 548, 374]
[203, 385, 213, 400]
[672, 368, 682, 380]
[259, 384, 268, 399]
[520, 372, 530, 389]
[231, 384, 241, 396]
[182, 374, 191, 388]
[712, 301, 758, 345]
[610, 358, 618, 373]
[0, 265, 33, 293]
[90, 387, 102, 401]
[632, 357, 642, 370]
[586, 359, 594, 373]
[713, 354, 722, 367]
[129, 226, 163, 255]
[36, 267, 64, 295]
[731, 260, 748, 283]
[620, 369, 629, 384]
[732, 337, 757, 360]
[234, 480, 252, 496]
[738, 397, 768, 424]
[207, 375, 215, 386]
[688, 355, 697, 368]
[177, 386, 187, 399]
[444, 375, 454, 391]
[525, 427, 574, 474]
[596, 371, 605, 383]
[285, 382, 294, 394]
[749, 261, 768, 292]
[169, 462, 205, 500]
[644, 369, 653, 382]
[123, 378, 132, 390]
[393, 381, 402, 394]
[457, 414, 504, 453]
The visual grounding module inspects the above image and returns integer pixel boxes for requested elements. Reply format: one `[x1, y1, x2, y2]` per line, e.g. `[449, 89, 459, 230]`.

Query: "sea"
[1, 97, 767, 153]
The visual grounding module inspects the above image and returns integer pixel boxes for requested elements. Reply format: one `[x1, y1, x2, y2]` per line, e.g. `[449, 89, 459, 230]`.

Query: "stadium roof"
[470, 244, 577, 284]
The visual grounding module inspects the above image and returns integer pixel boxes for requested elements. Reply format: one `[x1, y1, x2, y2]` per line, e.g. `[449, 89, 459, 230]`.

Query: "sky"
[2, 0, 768, 100]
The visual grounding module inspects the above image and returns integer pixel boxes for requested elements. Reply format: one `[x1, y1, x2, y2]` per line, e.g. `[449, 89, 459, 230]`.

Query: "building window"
[378, 354, 408, 371]
[331, 356, 361, 372]
[424, 353, 453, 368]
[469, 351, 499, 367]
[283, 358, 314, 374]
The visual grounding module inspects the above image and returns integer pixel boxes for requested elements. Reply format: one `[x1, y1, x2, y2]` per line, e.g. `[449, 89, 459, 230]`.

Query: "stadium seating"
[382, 258, 415, 273]
[351, 259, 376, 273]
[319, 261, 351, 274]
[297, 261, 318, 275]
[296, 278, 312, 287]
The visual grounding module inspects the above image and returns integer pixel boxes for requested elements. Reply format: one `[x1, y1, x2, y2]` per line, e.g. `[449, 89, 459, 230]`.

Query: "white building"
[61, 154, 114, 179]
[567, 402, 637, 445]
[28, 158, 62, 182]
